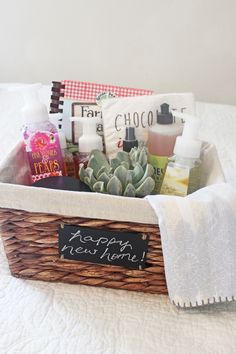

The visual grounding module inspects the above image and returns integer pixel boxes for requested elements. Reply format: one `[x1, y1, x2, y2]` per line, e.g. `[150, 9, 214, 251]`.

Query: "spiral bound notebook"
[49, 80, 153, 144]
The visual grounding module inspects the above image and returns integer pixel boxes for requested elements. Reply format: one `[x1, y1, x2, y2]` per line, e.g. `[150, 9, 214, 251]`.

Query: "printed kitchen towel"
[146, 182, 236, 307]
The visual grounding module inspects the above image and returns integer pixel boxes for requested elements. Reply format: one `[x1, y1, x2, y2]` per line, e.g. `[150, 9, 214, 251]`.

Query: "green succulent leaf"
[97, 172, 110, 188]
[110, 158, 121, 172]
[129, 146, 137, 155]
[124, 183, 136, 197]
[125, 170, 133, 187]
[114, 165, 128, 192]
[84, 173, 97, 189]
[116, 151, 130, 167]
[88, 150, 110, 177]
[120, 161, 130, 170]
[85, 167, 94, 178]
[83, 176, 91, 187]
[97, 166, 108, 178]
[107, 176, 122, 196]
[79, 165, 86, 182]
[129, 149, 139, 168]
[87, 156, 100, 178]
[135, 176, 155, 197]
[135, 164, 154, 189]
[93, 181, 105, 193]
[131, 163, 144, 184]
[138, 147, 148, 169]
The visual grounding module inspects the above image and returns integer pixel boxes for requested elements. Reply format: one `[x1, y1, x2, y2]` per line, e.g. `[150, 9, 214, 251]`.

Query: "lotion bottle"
[21, 84, 65, 183]
[148, 103, 183, 193]
[160, 113, 202, 196]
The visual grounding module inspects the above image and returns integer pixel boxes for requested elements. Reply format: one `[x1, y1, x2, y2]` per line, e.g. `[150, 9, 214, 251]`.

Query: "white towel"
[146, 183, 236, 308]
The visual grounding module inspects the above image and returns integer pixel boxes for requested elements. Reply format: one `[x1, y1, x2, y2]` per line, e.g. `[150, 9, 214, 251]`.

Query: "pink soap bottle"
[148, 103, 183, 193]
[21, 84, 66, 184]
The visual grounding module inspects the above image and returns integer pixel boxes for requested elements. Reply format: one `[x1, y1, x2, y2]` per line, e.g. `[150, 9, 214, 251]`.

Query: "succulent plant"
[79, 146, 155, 197]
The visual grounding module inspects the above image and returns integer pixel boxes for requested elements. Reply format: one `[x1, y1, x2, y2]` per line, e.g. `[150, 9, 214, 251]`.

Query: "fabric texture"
[0, 141, 223, 224]
[147, 183, 236, 307]
[0, 85, 236, 353]
[61, 80, 153, 101]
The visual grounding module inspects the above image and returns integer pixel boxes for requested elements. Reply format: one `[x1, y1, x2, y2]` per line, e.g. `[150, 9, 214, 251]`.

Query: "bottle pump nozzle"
[9, 83, 49, 124]
[157, 103, 173, 124]
[123, 127, 138, 152]
[70, 117, 103, 153]
[171, 111, 202, 159]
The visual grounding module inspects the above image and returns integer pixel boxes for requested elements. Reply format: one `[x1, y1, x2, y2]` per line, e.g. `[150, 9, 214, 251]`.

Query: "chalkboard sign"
[58, 224, 149, 270]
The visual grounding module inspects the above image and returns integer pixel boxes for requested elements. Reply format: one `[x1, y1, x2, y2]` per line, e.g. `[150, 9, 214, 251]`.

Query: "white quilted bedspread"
[0, 86, 236, 354]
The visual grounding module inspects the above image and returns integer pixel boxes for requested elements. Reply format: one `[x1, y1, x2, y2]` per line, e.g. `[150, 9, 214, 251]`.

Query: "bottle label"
[160, 164, 201, 196]
[160, 165, 189, 196]
[148, 153, 168, 193]
[188, 165, 201, 194]
[24, 130, 65, 183]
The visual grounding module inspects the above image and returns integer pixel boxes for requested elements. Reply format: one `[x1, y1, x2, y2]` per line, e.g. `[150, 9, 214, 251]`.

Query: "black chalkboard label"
[58, 224, 149, 270]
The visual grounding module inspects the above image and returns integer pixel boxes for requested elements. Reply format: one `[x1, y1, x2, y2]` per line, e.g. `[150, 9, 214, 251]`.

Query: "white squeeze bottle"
[160, 113, 202, 196]
[70, 117, 103, 177]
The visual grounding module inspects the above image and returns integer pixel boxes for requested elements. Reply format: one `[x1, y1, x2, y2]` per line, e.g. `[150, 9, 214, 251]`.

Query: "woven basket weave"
[0, 207, 167, 294]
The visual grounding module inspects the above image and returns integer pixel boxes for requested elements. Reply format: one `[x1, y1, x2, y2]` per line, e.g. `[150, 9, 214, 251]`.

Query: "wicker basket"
[0, 207, 167, 294]
[0, 142, 169, 295]
[0, 141, 223, 295]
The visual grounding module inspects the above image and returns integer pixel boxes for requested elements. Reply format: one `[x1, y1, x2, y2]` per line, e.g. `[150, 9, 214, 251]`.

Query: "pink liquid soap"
[20, 84, 66, 184]
[148, 126, 183, 157]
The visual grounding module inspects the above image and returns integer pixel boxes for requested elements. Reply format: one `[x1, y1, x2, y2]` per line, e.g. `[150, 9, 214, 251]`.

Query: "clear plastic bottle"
[70, 117, 103, 178]
[148, 103, 183, 193]
[21, 84, 66, 183]
[58, 125, 75, 178]
[160, 115, 202, 196]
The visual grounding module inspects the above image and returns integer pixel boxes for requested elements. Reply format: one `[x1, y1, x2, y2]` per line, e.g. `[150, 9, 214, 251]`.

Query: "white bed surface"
[0, 85, 236, 354]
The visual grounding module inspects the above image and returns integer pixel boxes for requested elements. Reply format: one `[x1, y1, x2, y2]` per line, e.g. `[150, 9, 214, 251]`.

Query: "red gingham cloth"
[61, 80, 153, 101]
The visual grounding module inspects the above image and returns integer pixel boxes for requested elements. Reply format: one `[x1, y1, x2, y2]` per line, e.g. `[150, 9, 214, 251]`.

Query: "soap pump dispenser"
[70, 117, 103, 176]
[160, 112, 202, 196]
[148, 103, 184, 156]
[148, 103, 184, 193]
[20, 84, 66, 183]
